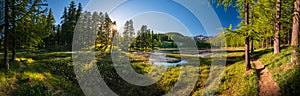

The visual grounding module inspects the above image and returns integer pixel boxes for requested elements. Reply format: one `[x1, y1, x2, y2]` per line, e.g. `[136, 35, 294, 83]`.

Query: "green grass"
[257, 47, 300, 95]
[212, 50, 259, 96]
[216, 61, 258, 96]
[3, 48, 287, 95]
[0, 52, 83, 96]
[191, 49, 259, 96]
[257, 48, 291, 69]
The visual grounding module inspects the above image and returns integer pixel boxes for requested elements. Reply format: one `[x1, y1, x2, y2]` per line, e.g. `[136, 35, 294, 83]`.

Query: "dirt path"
[252, 60, 281, 96]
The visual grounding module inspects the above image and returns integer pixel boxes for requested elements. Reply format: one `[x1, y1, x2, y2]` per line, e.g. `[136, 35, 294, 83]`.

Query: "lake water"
[152, 60, 188, 67]
[149, 50, 211, 67]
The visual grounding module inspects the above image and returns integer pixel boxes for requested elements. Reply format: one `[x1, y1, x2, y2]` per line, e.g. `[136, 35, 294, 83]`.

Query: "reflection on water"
[152, 60, 188, 67]
[132, 49, 212, 67]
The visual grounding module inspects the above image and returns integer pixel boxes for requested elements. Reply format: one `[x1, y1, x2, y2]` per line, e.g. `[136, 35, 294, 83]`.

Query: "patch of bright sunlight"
[15, 58, 35, 63]
[22, 72, 45, 81]
[81, 60, 97, 71]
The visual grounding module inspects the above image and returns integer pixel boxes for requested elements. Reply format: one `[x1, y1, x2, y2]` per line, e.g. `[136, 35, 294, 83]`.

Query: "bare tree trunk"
[274, 0, 281, 54]
[151, 31, 154, 50]
[267, 38, 269, 48]
[288, 29, 291, 45]
[270, 36, 272, 48]
[245, 0, 251, 71]
[251, 37, 254, 53]
[261, 38, 265, 48]
[11, 39, 16, 62]
[4, 0, 9, 71]
[251, 6, 254, 53]
[10, 0, 16, 62]
[262, 31, 266, 48]
[292, 0, 300, 65]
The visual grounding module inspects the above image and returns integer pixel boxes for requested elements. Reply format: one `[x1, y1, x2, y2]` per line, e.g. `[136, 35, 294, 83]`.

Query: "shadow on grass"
[276, 66, 300, 95]
[226, 55, 244, 66]
[251, 48, 273, 60]
[251, 46, 289, 60]
[97, 58, 172, 96]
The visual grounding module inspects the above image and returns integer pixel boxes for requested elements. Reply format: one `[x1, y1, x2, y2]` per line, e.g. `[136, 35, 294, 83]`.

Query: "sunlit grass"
[258, 48, 291, 69]
[257, 47, 300, 95]
[216, 61, 258, 96]
[15, 58, 36, 63]
[0, 52, 83, 95]
[22, 72, 45, 81]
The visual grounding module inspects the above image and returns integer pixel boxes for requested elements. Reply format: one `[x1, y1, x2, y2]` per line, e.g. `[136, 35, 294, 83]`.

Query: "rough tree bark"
[291, 0, 300, 65]
[11, 3, 16, 62]
[11, 39, 16, 62]
[251, 38, 254, 53]
[245, 0, 251, 71]
[274, 0, 281, 54]
[3, 0, 9, 71]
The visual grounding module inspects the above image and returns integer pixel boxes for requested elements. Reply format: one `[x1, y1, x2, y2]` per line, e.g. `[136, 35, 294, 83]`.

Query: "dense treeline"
[1, 0, 55, 70]
[2, 0, 300, 70]
[210, 0, 300, 70]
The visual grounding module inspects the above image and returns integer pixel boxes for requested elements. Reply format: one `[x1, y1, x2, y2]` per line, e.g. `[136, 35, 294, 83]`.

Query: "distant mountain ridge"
[193, 35, 214, 42]
[164, 32, 215, 42]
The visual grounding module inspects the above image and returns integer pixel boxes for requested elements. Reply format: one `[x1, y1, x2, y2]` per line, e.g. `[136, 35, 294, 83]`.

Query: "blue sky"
[48, 0, 240, 36]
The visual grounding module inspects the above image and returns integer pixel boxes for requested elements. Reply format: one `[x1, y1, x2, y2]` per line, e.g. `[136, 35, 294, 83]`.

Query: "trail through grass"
[252, 60, 281, 96]
[257, 47, 300, 95]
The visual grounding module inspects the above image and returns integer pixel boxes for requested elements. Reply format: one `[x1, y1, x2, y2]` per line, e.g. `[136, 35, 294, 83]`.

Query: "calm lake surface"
[146, 50, 211, 67]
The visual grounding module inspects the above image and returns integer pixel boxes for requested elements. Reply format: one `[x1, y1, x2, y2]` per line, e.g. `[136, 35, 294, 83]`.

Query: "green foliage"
[210, 32, 226, 47]
[44, 58, 77, 83]
[122, 20, 135, 51]
[96, 13, 116, 52]
[219, 0, 294, 49]
[258, 48, 291, 69]
[60, 1, 82, 49]
[275, 66, 300, 95]
[217, 61, 258, 95]
[133, 25, 154, 50]
[257, 48, 300, 95]
[0, 52, 83, 96]
[196, 41, 211, 49]
[8, 0, 52, 49]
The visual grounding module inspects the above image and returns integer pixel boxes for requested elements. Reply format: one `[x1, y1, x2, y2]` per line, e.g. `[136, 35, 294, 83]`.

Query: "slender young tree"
[244, 0, 251, 71]
[274, 0, 281, 54]
[122, 20, 135, 51]
[291, 0, 300, 65]
[4, 0, 9, 70]
[211, 0, 252, 70]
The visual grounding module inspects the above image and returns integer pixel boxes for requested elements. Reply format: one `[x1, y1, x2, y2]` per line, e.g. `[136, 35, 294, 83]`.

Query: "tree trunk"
[262, 31, 266, 48]
[151, 31, 154, 50]
[10, 2, 16, 62]
[244, 0, 251, 71]
[251, 37, 254, 53]
[250, 5, 254, 53]
[57, 26, 60, 46]
[288, 29, 291, 45]
[261, 38, 265, 48]
[267, 38, 269, 48]
[11, 39, 16, 62]
[270, 36, 272, 47]
[291, 0, 300, 65]
[4, 0, 9, 71]
[274, 0, 281, 54]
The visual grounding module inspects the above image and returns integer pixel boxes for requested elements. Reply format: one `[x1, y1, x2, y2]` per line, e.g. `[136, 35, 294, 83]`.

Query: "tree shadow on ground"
[97, 60, 166, 96]
[226, 55, 245, 66]
[251, 48, 273, 60]
[251, 46, 289, 60]
[276, 66, 300, 95]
